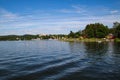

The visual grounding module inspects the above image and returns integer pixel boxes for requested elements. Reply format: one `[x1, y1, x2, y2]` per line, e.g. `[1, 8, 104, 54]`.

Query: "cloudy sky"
[0, 0, 120, 35]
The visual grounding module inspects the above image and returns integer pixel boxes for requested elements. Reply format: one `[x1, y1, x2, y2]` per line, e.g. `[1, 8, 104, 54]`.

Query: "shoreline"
[0, 38, 120, 42]
[59, 38, 120, 42]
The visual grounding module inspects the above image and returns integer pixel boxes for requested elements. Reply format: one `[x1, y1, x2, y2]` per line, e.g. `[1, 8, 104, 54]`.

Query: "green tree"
[74, 30, 82, 38]
[84, 23, 109, 38]
[109, 28, 114, 34]
[85, 25, 94, 38]
[114, 22, 120, 38]
[68, 31, 75, 38]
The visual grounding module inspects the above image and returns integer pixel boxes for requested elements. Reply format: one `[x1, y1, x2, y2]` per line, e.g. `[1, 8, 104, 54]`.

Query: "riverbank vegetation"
[66, 22, 120, 42]
[0, 22, 120, 42]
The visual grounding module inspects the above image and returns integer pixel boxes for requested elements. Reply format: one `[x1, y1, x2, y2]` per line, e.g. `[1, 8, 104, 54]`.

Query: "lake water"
[0, 40, 120, 80]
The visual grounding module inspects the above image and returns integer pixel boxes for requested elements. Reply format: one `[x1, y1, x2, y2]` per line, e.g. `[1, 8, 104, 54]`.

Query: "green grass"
[114, 38, 120, 42]
[59, 38, 107, 42]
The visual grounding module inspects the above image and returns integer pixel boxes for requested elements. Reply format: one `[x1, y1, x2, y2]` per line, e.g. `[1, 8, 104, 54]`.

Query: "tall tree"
[114, 22, 120, 38]
[84, 23, 109, 38]
[68, 31, 75, 38]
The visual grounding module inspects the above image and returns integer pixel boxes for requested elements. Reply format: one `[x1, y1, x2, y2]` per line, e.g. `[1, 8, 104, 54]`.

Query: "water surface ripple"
[0, 40, 120, 80]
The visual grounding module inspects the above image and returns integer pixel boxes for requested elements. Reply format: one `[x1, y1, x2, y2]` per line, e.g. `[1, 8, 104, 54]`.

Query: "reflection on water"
[0, 41, 120, 80]
[84, 42, 108, 55]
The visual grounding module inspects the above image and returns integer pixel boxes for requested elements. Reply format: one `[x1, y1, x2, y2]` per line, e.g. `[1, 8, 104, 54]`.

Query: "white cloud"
[58, 5, 86, 14]
[59, 9, 73, 13]
[0, 8, 120, 35]
[110, 10, 119, 14]
[0, 8, 18, 19]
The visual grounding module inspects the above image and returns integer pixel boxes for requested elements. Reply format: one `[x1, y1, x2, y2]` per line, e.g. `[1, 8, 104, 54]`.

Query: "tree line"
[68, 22, 120, 38]
[0, 22, 120, 41]
[0, 34, 67, 41]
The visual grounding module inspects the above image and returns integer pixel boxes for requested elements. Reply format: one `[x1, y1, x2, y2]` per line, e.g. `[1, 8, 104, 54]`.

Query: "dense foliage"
[68, 30, 82, 38]
[84, 23, 109, 38]
[68, 22, 120, 38]
[114, 22, 120, 38]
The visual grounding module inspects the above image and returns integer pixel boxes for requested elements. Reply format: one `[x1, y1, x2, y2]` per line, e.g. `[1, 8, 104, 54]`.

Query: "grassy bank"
[59, 38, 117, 42]
[114, 38, 120, 42]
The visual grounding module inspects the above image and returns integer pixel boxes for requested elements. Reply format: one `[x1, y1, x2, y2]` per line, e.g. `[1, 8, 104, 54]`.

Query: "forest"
[68, 22, 120, 38]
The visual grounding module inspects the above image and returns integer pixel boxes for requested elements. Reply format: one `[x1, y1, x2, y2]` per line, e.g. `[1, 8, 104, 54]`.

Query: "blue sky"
[0, 0, 120, 35]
